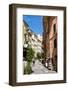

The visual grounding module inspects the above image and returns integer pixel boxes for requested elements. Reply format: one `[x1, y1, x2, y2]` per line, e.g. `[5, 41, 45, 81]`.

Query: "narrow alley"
[31, 60, 56, 74]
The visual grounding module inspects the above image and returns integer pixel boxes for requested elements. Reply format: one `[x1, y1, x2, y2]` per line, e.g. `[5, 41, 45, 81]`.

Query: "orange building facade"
[43, 16, 57, 72]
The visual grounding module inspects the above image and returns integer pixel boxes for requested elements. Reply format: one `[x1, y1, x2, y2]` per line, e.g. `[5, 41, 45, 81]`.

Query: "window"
[53, 24, 56, 34]
[54, 39, 57, 48]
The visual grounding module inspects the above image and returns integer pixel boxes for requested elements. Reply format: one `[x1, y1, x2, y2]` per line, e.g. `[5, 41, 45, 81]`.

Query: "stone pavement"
[31, 60, 56, 74]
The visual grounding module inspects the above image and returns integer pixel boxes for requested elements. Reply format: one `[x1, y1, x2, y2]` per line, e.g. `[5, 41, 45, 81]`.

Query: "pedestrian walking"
[33, 59, 35, 66]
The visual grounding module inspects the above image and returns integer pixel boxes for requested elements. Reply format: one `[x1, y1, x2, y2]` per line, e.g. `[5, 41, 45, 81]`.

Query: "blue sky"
[23, 15, 43, 35]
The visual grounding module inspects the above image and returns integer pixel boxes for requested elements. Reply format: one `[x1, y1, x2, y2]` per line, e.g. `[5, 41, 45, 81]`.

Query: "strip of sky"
[23, 15, 43, 35]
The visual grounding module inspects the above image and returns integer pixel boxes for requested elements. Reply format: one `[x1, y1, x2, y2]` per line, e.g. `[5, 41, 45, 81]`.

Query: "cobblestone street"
[31, 60, 56, 74]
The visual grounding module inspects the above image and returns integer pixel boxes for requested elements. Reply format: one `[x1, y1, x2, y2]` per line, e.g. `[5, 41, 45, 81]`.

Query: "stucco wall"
[49, 17, 57, 58]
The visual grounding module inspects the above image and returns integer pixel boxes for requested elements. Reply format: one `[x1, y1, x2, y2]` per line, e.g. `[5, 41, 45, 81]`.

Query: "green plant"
[41, 52, 45, 58]
[24, 46, 35, 74]
[26, 47, 35, 62]
[37, 52, 41, 59]
[24, 62, 32, 74]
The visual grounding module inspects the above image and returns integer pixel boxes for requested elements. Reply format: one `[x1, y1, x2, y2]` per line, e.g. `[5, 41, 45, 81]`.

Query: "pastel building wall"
[49, 17, 57, 59]
[23, 20, 43, 58]
[43, 16, 57, 71]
